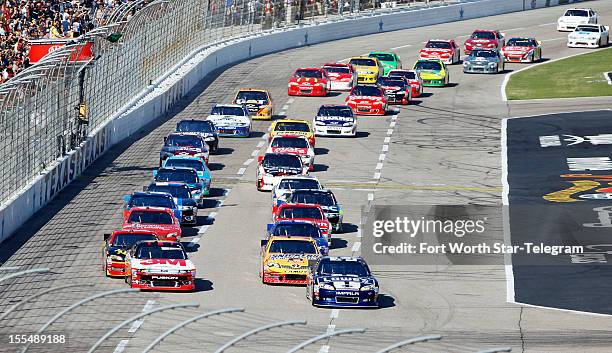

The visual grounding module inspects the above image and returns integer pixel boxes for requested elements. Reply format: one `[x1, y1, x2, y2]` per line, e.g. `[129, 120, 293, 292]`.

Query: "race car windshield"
[112, 233, 157, 248]
[506, 39, 534, 46]
[317, 106, 353, 117]
[211, 106, 247, 116]
[128, 211, 173, 225]
[564, 9, 588, 17]
[349, 58, 376, 67]
[137, 246, 187, 259]
[389, 71, 416, 80]
[271, 138, 309, 148]
[164, 159, 205, 172]
[471, 31, 496, 39]
[414, 61, 442, 71]
[263, 154, 302, 168]
[377, 78, 406, 87]
[236, 91, 268, 102]
[426, 41, 451, 49]
[294, 69, 323, 78]
[155, 170, 198, 183]
[472, 50, 497, 58]
[575, 26, 598, 32]
[166, 135, 203, 148]
[274, 122, 310, 132]
[269, 240, 317, 254]
[369, 53, 394, 62]
[176, 121, 214, 133]
[291, 192, 336, 207]
[351, 85, 382, 96]
[273, 224, 321, 238]
[147, 185, 191, 199]
[277, 179, 320, 190]
[323, 66, 350, 73]
[319, 260, 370, 276]
[279, 207, 323, 219]
[129, 195, 175, 209]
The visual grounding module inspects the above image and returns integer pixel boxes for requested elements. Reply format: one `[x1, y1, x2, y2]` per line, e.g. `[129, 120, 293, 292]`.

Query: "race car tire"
[256, 178, 263, 191]
[310, 288, 316, 307]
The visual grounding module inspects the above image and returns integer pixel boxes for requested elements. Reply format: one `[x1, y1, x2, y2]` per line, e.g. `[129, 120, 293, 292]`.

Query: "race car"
[102, 230, 157, 277]
[419, 39, 460, 65]
[125, 240, 196, 291]
[557, 8, 599, 32]
[159, 132, 209, 167]
[463, 49, 505, 74]
[234, 88, 273, 120]
[321, 63, 357, 91]
[269, 119, 315, 147]
[256, 153, 307, 191]
[145, 182, 199, 223]
[313, 105, 357, 137]
[266, 220, 329, 256]
[413, 59, 449, 87]
[260, 236, 321, 285]
[287, 68, 331, 96]
[306, 256, 379, 307]
[266, 135, 315, 172]
[273, 203, 331, 241]
[153, 167, 209, 205]
[567, 24, 610, 48]
[271, 175, 322, 207]
[175, 119, 219, 153]
[348, 56, 383, 84]
[501, 37, 542, 63]
[387, 69, 423, 98]
[122, 191, 186, 225]
[464, 29, 505, 55]
[367, 51, 402, 76]
[206, 104, 251, 137]
[286, 189, 343, 233]
[122, 206, 182, 241]
[162, 156, 212, 190]
[376, 76, 411, 105]
[345, 85, 388, 116]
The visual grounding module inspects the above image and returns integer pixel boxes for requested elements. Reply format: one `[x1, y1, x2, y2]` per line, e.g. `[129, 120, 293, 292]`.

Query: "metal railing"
[0, 0, 456, 205]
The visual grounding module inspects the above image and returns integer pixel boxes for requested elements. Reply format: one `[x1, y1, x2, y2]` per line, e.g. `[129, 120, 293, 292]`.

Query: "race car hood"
[277, 217, 329, 230]
[235, 98, 268, 106]
[420, 47, 452, 55]
[352, 65, 378, 74]
[122, 223, 179, 234]
[465, 38, 498, 46]
[271, 130, 313, 138]
[465, 56, 500, 64]
[559, 16, 589, 25]
[315, 116, 355, 125]
[316, 275, 376, 289]
[379, 85, 404, 91]
[290, 77, 326, 84]
[414, 69, 443, 78]
[502, 45, 535, 54]
[269, 147, 309, 155]
[262, 165, 303, 176]
[325, 72, 352, 80]
[570, 30, 600, 38]
[207, 115, 250, 127]
[131, 258, 195, 272]
[348, 95, 384, 101]
[175, 197, 198, 208]
[161, 146, 207, 156]
[265, 253, 320, 268]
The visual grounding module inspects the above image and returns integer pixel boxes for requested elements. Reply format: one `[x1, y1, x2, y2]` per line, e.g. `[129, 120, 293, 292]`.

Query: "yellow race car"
[348, 56, 382, 84]
[269, 119, 315, 147]
[234, 88, 274, 120]
[260, 236, 321, 285]
[412, 59, 449, 87]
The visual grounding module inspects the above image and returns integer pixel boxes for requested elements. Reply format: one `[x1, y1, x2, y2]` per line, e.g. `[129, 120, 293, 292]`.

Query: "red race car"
[287, 68, 330, 96]
[122, 206, 182, 241]
[419, 39, 461, 65]
[376, 76, 411, 105]
[501, 37, 542, 63]
[102, 230, 158, 277]
[464, 29, 505, 55]
[387, 69, 423, 98]
[321, 62, 357, 91]
[273, 203, 331, 242]
[345, 85, 387, 116]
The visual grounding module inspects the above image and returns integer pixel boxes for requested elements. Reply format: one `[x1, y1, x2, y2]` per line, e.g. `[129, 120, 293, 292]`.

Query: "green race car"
[368, 51, 402, 76]
[412, 59, 449, 87]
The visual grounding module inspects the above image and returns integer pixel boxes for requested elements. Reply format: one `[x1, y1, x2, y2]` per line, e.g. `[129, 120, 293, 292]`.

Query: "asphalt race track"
[2, 2, 612, 352]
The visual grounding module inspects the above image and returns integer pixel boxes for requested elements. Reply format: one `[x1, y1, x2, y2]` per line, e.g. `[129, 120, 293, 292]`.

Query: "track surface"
[2, 2, 612, 352]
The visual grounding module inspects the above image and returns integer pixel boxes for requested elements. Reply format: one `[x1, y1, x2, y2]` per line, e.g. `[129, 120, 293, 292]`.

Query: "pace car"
[376, 76, 411, 105]
[256, 153, 307, 191]
[463, 49, 505, 74]
[102, 230, 157, 277]
[271, 175, 322, 207]
[273, 203, 331, 242]
[269, 119, 315, 147]
[260, 236, 321, 285]
[567, 24, 610, 48]
[122, 207, 182, 241]
[153, 167, 209, 205]
[125, 241, 196, 291]
[162, 156, 212, 192]
[321, 63, 357, 91]
[234, 88, 274, 120]
[266, 220, 329, 256]
[206, 104, 251, 137]
[413, 59, 449, 87]
[345, 85, 388, 116]
[387, 69, 423, 98]
[159, 132, 209, 167]
[175, 119, 219, 153]
[122, 191, 187, 225]
[266, 135, 315, 172]
[419, 39, 461, 65]
[464, 29, 505, 55]
[145, 182, 199, 224]
[368, 51, 402, 76]
[287, 68, 331, 97]
[313, 105, 357, 137]
[286, 189, 343, 233]
[557, 8, 599, 32]
[348, 56, 382, 84]
[306, 256, 379, 307]
[501, 37, 542, 63]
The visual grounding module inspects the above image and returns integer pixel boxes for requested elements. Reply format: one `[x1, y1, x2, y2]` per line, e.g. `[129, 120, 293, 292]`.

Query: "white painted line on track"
[129, 300, 156, 333]
[197, 224, 209, 235]
[237, 167, 247, 175]
[390, 44, 413, 50]
[390, 121, 396, 128]
[330, 309, 340, 318]
[387, 129, 393, 135]
[257, 141, 265, 148]
[501, 27, 524, 31]
[243, 158, 254, 166]
[287, 98, 295, 104]
[251, 149, 259, 157]
[382, 144, 389, 152]
[357, 229, 362, 238]
[373, 172, 381, 180]
[224, 188, 231, 196]
[379, 154, 386, 161]
[391, 115, 397, 121]
[282, 105, 289, 111]
[367, 193, 374, 201]
[279, 111, 286, 117]
[352, 242, 361, 252]
[326, 325, 336, 334]
[189, 237, 201, 247]
[208, 211, 217, 219]
[113, 340, 130, 353]
[375, 162, 383, 170]
[384, 137, 391, 143]
[541, 37, 566, 42]
[538, 22, 556, 27]
[319, 346, 330, 353]
[261, 134, 268, 139]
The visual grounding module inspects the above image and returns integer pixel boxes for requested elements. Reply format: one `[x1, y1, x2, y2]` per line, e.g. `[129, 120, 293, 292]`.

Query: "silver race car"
[463, 49, 505, 74]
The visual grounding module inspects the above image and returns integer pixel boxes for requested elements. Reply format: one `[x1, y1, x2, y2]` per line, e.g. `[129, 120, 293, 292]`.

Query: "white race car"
[567, 24, 609, 48]
[271, 175, 322, 208]
[266, 135, 315, 172]
[313, 105, 357, 137]
[557, 8, 599, 32]
[256, 153, 308, 192]
[206, 104, 251, 137]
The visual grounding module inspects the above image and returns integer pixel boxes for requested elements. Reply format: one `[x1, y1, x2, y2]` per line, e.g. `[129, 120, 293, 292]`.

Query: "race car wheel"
[310, 289, 316, 306]
[256, 178, 263, 191]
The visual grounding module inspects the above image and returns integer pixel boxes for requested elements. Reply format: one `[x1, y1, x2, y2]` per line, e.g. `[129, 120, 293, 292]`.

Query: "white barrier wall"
[0, 0, 587, 243]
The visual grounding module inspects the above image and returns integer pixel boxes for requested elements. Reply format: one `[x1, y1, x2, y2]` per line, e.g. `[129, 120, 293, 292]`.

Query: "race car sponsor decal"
[140, 259, 187, 266]
[270, 147, 308, 154]
[268, 253, 319, 260]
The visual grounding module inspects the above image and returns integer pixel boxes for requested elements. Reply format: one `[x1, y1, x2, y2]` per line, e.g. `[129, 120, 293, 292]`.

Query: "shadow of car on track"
[312, 164, 329, 172]
[272, 114, 286, 120]
[195, 278, 214, 292]
[213, 147, 234, 155]
[338, 223, 358, 234]
[377, 294, 396, 309]
[417, 92, 434, 98]
[249, 131, 267, 138]
[183, 242, 199, 252]
[207, 187, 227, 198]
[314, 147, 329, 155]
[207, 162, 225, 171]
[330, 237, 348, 250]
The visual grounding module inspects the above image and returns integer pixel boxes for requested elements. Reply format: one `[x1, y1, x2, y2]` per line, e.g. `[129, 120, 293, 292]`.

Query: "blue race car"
[307, 256, 379, 308]
[267, 220, 329, 255]
[284, 189, 343, 233]
[123, 191, 193, 225]
[153, 167, 207, 206]
[206, 104, 251, 137]
[145, 182, 198, 223]
[176, 119, 219, 153]
[159, 132, 210, 167]
[162, 156, 211, 193]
